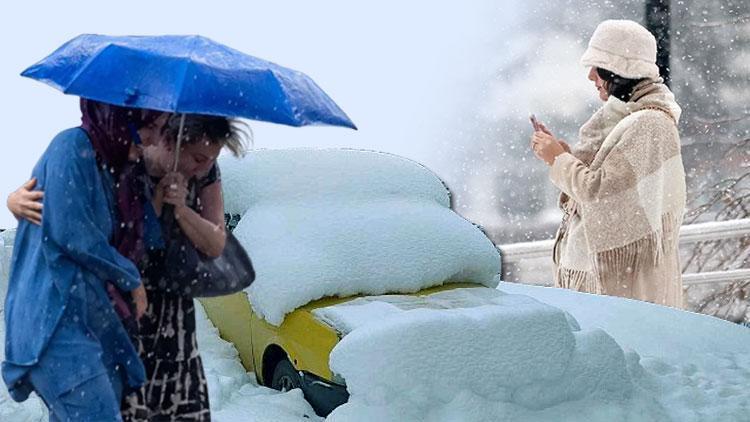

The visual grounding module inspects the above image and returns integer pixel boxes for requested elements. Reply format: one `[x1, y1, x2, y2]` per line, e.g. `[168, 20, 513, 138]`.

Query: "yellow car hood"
[311, 286, 504, 336]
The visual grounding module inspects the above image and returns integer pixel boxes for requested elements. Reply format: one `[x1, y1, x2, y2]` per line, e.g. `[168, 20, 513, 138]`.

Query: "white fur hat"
[580, 19, 660, 79]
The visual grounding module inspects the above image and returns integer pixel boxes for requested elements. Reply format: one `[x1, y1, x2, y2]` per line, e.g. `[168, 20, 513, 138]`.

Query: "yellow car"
[206, 149, 501, 416]
[199, 281, 485, 415]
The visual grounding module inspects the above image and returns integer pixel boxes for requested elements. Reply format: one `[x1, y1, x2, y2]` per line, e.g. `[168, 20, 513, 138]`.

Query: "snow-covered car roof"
[219, 149, 501, 325]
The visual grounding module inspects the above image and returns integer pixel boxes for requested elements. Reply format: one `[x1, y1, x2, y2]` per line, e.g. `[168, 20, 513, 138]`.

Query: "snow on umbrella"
[20, 34, 357, 130]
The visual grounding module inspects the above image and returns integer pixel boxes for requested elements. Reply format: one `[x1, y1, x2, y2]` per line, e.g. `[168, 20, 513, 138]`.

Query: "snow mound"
[220, 149, 501, 325]
[0, 392, 45, 422]
[325, 288, 666, 421]
[501, 283, 750, 422]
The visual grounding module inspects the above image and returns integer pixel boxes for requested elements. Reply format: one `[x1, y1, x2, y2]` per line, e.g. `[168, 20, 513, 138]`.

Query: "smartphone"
[529, 114, 541, 132]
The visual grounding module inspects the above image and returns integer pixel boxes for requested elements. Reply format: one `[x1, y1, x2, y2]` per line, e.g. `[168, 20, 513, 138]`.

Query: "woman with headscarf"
[2, 99, 168, 420]
[530, 20, 686, 308]
[8, 113, 248, 421]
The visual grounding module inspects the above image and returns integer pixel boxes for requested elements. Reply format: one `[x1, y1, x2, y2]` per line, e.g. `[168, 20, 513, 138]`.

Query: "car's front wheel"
[271, 358, 302, 392]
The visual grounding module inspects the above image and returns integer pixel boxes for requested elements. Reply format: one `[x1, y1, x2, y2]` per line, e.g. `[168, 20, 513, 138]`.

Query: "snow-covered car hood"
[320, 286, 676, 421]
[311, 286, 579, 337]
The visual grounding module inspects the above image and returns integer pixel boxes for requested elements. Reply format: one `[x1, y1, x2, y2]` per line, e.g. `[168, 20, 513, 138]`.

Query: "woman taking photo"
[530, 20, 686, 308]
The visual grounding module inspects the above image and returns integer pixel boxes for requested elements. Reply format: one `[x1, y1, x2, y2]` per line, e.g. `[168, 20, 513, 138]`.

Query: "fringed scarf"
[551, 79, 686, 307]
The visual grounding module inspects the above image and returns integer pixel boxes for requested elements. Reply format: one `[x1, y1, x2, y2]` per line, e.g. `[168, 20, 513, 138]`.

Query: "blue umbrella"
[21, 34, 356, 129]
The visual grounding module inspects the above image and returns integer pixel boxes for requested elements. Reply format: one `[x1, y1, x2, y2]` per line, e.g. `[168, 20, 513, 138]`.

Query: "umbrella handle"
[164, 113, 185, 234]
[172, 113, 187, 172]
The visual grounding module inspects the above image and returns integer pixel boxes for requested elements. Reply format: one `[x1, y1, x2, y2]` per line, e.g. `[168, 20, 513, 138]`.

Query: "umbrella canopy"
[21, 34, 356, 129]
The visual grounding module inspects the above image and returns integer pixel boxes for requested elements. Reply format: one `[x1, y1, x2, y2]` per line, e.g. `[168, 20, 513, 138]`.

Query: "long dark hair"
[596, 68, 645, 102]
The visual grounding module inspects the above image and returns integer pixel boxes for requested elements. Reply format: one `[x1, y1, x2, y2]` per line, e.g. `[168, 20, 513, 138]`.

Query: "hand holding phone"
[529, 114, 541, 132]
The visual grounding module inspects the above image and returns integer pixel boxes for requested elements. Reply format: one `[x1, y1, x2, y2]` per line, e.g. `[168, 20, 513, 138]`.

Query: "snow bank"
[324, 287, 667, 421]
[324, 285, 750, 421]
[500, 283, 750, 422]
[220, 149, 501, 325]
[0, 390, 45, 422]
[0, 230, 47, 421]
[220, 149, 451, 216]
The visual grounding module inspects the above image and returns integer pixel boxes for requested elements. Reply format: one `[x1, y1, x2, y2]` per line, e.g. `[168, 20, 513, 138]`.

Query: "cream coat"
[550, 79, 686, 308]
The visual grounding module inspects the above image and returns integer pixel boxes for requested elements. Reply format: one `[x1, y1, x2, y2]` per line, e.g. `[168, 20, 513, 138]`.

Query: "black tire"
[270, 358, 302, 392]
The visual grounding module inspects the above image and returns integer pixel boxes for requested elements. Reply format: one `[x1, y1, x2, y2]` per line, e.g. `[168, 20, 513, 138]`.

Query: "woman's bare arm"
[169, 180, 227, 257]
[7, 178, 44, 225]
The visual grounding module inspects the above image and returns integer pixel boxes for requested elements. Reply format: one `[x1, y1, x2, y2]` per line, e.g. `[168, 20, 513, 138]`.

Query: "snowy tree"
[443, 0, 644, 244]
[674, 1, 750, 324]
[438, 0, 749, 322]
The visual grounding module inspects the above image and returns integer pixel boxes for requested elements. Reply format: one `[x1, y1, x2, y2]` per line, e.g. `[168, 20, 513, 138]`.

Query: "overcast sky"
[0, 0, 524, 228]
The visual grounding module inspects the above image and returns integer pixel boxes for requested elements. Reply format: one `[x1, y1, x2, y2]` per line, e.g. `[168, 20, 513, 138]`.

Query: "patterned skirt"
[121, 288, 210, 421]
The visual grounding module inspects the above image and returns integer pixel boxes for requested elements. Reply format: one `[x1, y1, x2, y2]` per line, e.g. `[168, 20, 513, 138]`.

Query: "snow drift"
[321, 287, 670, 421]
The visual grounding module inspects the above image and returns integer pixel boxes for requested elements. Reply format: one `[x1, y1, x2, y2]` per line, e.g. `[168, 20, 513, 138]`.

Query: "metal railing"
[497, 218, 750, 286]
[2, 219, 749, 288]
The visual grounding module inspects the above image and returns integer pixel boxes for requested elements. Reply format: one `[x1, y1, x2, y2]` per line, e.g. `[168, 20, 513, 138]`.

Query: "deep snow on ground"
[3, 283, 749, 421]
[324, 287, 655, 421]
[501, 283, 750, 421]
[323, 284, 750, 421]
[221, 150, 501, 326]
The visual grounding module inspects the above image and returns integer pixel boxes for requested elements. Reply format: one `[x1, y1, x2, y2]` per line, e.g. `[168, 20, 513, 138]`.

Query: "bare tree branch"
[726, 138, 750, 155]
[694, 113, 750, 126]
[687, 14, 750, 28]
